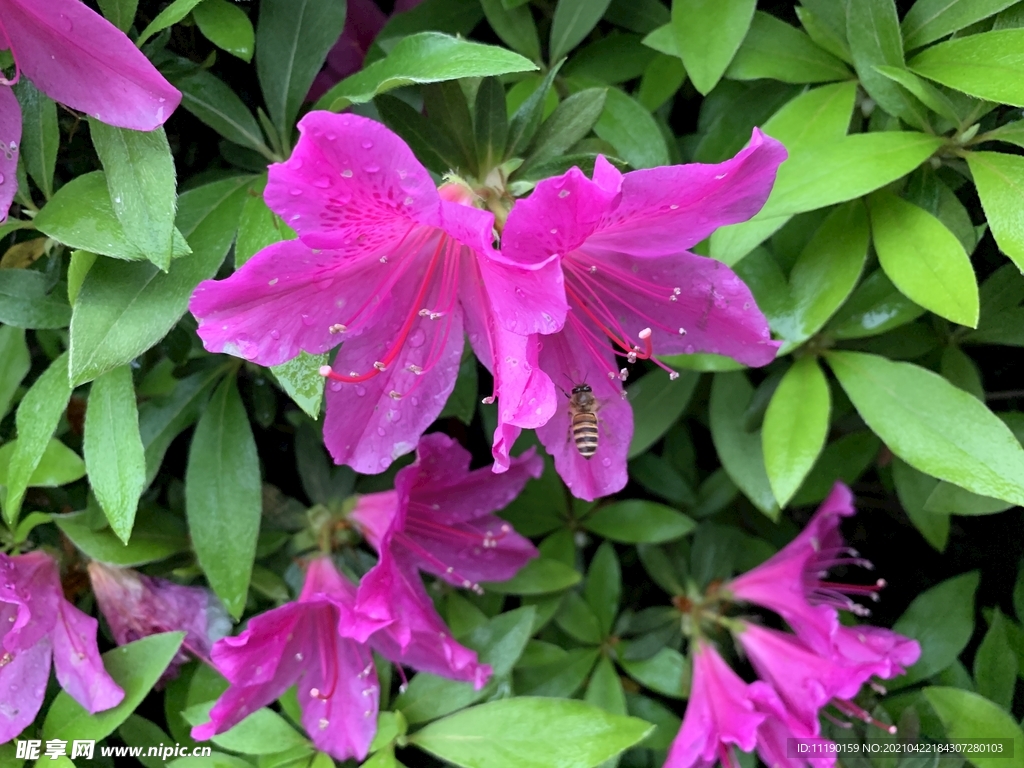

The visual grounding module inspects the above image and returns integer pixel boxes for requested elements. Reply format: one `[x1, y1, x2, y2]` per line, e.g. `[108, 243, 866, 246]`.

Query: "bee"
[566, 383, 600, 459]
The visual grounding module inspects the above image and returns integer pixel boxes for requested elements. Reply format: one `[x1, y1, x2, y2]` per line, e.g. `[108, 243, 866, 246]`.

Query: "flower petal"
[578, 248, 779, 367]
[190, 239, 412, 367]
[1, 0, 180, 130]
[404, 433, 544, 524]
[0, 636, 51, 743]
[0, 87, 20, 222]
[1, 551, 57, 652]
[51, 600, 124, 713]
[534, 324, 631, 501]
[265, 112, 440, 250]
[298, 618, 379, 761]
[322, 302, 464, 474]
[588, 129, 787, 257]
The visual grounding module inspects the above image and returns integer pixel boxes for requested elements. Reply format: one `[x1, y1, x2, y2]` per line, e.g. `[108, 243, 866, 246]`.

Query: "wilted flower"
[0, 551, 123, 742]
[307, 0, 425, 102]
[0, 0, 181, 219]
[498, 131, 786, 500]
[190, 113, 563, 474]
[666, 640, 766, 768]
[351, 432, 540, 687]
[193, 557, 384, 761]
[87, 561, 231, 683]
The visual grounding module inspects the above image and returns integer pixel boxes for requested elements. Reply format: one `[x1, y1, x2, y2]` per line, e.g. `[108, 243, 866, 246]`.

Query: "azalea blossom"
[351, 432, 540, 686]
[0, 0, 181, 219]
[666, 640, 766, 768]
[190, 112, 564, 474]
[726, 482, 920, 675]
[498, 131, 786, 500]
[193, 557, 384, 761]
[0, 551, 123, 742]
[87, 561, 231, 683]
[307, 0, 425, 102]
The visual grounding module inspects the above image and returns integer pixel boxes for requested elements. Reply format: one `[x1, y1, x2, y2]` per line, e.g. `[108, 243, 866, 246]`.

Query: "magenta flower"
[351, 432, 540, 686]
[0, 551, 124, 742]
[87, 561, 231, 683]
[0, 0, 181, 219]
[747, 685, 836, 768]
[307, 0, 426, 102]
[498, 132, 786, 500]
[665, 640, 766, 768]
[726, 482, 920, 677]
[192, 557, 384, 761]
[190, 113, 564, 474]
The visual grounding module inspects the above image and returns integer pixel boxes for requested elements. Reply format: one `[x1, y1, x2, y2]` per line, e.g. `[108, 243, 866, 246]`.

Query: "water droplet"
[59, 13, 73, 31]
[341, 169, 353, 178]
[380, 457, 390, 468]
[330, 381, 343, 391]
[601, 457, 612, 467]
[550, 228, 558, 234]
[558, 189, 570, 198]
[411, 396, 419, 406]
[326, 132, 337, 141]
[0, 174, 5, 185]
[301, 314, 314, 326]
[270, 329, 281, 340]
[364, 163, 381, 173]
[351, 385, 365, 398]
[389, 409, 402, 423]
[403, 196, 415, 205]
[290, 187, 303, 196]
[408, 328, 426, 348]
[377, 427, 386, 436]
[314, 176, 332, 189]
[316, 277, 334, 290]
[114, 196, 122, 204]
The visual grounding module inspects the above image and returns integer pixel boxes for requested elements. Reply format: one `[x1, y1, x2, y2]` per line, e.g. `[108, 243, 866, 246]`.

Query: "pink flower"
[0, 551, 124, 742]
[498, 131, 786, 500]
[665, 640, 766, 768]
[189, 112, 564, 474]
[192, 557, 384, 761]
[351, 432, 540, 686]
[726, 483, 920, 677]
[307, 0, 425, 102]
[747, 685, 836, 768]
[0, 0, 181, 219]
[87, 561, 231, 683]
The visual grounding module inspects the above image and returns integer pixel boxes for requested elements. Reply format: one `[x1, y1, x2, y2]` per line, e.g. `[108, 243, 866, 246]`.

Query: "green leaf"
[549, 0, 614, 63]
[524, 87, 607, 167]
[481, 0, 541, 61]
[474, 77, 509, 175]
[0, 269, 71, 329]
[255, 0, 347, 137]
[973, 609, 1018, 709]
[204, 708, 309, 754]
[2, 353, 72, 524]
[555, 592, 603, 644]
[84, 365, 146, 543]
[483, 557, 581, 594]
[585, 656, 627, 715]
[437, 353, 478, 425]
[271, 352, 327, 420]
[893, 571, 979, 684]
[409, 697, 653, 768]
[966, 151, 1024, 272]
[12, 80, 58, 199]
[795, 4, 852, 64]
[641, 24, 678, 57]
[726, 11, 850, 83]
[582, 500, 695, 543]
[506, 62, 563, 158]
[137, 0, 205, 46]
[34, 172, 190, 263]
[758, 132, 944, 219]
[925, 480, 1012, 516]
[826, 269, 925, 339]
[868, 190, 978, 328]
[375, 93, 460, 175]
[42, 633, 185, 741]
[0, 437, 84, 488]
[186, 376, 261, 618]
[671, 0, 757, 94]
[97, 0, 138, 31]
[565, 33, 657, 86]
[193, 0, 255, 62]
[892, 457, 950, 551]
[940, 345, 984, 400]
[620, 647, 689, 699]
[423, 80, 477, 175]
[69, 175, 250, 385]
[593, 86, 669, 169]
[874, 65, 963, 125]
[923, 687, 1024, 768]
[637, 53, 687, 111]
[235, 177, 295, 267]
[168, 66, 269, 155]
[827, 351, 1024, 505]
[903, 0, 1020, 50]
[627, 369, 698, 459]
[762, 357, 831, 507]
[584, 542, 621, 637]
[909, 29, 1024, 106]
[848, 0, 928, 128]
[0, 325, 29, 421]
[90, 122, 178, 270]
[709, 372, 778, 520]
[316, 32, 537, 111]
[56, 506, 188, 566]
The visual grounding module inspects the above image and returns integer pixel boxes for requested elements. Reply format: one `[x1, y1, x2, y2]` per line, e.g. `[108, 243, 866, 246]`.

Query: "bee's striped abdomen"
[572, 412, 599, 459]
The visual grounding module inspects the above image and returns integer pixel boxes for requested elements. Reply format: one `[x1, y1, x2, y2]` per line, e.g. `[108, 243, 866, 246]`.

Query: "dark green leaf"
[892, 457, 950, 552]
[481, 0, 541, 61]
[506, 62, 564, 158]
[475, 77, 509, 174]
[0, 325, 29, 420]
[0, 268, 71, 329]
[56, 507, 189, 567]
[424, 80, 478, 175]
[137, 0, 204, 45]
[827, 270, 926, 340]
[585, 656, 627, 715]
[12, 80, 58, 199]
[483, 557, 581, 594]
[627, 369, 698, 459]
[549, 0, 614, 63]
[97, 0, 138, 31]
[375, 93, 459, 175]
[726, 11, 850, 83]
[583, 500, 695, 543]
[923, 687, 1024, 768]
[973, 609, 1018, 709]
[193, 0, 255, 62]
[593, 86, 669, 169]
[524, 87, 607, 167]
[584, 542, 621, 637]
[167, 66, 269, 155]
[620, 647, 689, 699]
